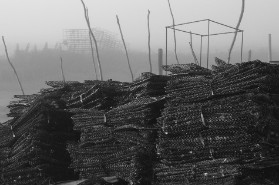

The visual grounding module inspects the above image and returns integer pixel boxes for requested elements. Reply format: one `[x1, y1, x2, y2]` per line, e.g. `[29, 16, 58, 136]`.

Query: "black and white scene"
[0, 0, 279, 184]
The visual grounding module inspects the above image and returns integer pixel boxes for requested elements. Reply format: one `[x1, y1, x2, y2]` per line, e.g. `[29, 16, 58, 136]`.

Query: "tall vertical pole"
[207, 20, 210, 69]
[268, 34, 273, 61]
[158, 48, 163, 75]
[166, 27, 168, 75]
[200, 36, 203, 66]
[241, 31, 244, 63]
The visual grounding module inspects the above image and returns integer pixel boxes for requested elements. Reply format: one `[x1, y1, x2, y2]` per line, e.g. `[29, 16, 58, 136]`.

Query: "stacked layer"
[66, 80, 127, 111]
[155, 61, 279, 184]
[122, 72, 169, 103]
[212, 60, 279, 95]
[7, 94, 39, 118]
[0, 92, 79, 184]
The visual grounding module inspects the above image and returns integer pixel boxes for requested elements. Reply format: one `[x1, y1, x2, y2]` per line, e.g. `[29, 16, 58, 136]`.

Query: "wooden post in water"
[158, 48, 163, 75]
[248, 50, 252, 61]
[268, 34, 273, 62]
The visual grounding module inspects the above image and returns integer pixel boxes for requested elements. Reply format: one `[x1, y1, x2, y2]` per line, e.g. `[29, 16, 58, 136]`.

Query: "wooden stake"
[228, 0, 245, 63]
[147, 10, 152, 73]
[116, 15, 134, 81]
[248, 50, 252, 61]
[268, 34, 272, 61]
[88, 31, 98, 80]
[189, 42, 199, 65]
[158, 48, 163, 75]
[60, 57, 66, 83]
[2, 36, 25, 95]
[167, 0, 179, 64]
[80, 0, 103, 81]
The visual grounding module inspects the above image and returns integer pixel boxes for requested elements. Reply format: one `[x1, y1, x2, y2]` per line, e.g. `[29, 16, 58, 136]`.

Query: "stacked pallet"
[68, 97, 165, 185]
[0, 121, 14, 185]
[105, 97, 165, 184]
[67, 108, 113, 178]
[155, 61, 279, 184]
[0, 91, 79, 184]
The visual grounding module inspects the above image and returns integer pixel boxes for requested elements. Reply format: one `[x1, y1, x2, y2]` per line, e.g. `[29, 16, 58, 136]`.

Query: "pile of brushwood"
[1, 60, 279, 185]
[155, 58, 279, 185]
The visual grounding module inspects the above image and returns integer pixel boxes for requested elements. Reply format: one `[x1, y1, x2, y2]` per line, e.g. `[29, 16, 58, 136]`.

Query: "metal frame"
[165, 19, 244, 70]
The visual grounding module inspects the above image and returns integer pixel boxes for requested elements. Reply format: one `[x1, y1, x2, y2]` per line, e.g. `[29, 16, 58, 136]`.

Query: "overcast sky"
[0, 0, 279, 53]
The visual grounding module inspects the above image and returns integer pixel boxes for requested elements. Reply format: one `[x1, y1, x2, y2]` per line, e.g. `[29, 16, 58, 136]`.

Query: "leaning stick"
[189, 42, 199, 65]
[60, 57, 66, 83]
[167, 0, 179, 64]
[2, 36, 25, 95]
[88, 31, 98, 80]
[116, 15, 134, 81]
[147, 10, 152, 73]
[80, 0, 103, 81]
[228, 0, 245, 63]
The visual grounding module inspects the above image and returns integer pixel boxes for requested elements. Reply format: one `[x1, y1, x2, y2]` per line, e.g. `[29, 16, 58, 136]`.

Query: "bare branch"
[116, 15, 134, 81]
[2, 36, 25, 95]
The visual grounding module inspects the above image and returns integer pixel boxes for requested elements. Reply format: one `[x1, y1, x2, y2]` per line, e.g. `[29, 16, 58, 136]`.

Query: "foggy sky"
[1, 0, 279, 122]
[0, 0, 279, 52]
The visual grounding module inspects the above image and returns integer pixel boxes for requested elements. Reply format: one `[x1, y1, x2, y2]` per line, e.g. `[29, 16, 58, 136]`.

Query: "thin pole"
[2, 36, 25, 95]
[147, 10, 152, 73]
[116, 15, 134, 81]
[200, 36, 203, 66]
[207, 20, 210, 69]
[168, 28, 202, 36]
[241, 31, 244, 62]
[166, 27, 168, 75]
[88, 31, 98, 80]
[167, 0, 179, 64]
[60, 57, 66, 83]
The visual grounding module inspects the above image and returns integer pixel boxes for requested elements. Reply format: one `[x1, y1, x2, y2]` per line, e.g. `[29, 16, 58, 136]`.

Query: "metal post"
[166, 27, 168, 75]
[200, 36, 203, 66]
[158, 48, 163, 75]
[207, 20, 210, 69]
[241, 31, 244, 62]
